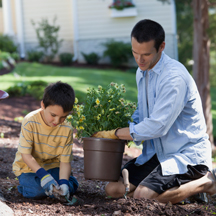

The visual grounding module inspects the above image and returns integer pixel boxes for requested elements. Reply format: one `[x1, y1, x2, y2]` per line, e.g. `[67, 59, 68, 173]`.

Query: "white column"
[2, 0, 14, 36]
[15, 0, 25, 58]
[71, 0, 79, 61]
[171, 0, 178, 60]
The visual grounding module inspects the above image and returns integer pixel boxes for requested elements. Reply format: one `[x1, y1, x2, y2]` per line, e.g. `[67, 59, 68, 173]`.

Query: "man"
[93, 19, 216, 204]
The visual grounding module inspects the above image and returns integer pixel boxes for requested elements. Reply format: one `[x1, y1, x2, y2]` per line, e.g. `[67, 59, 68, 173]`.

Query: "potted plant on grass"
[67, 82, 136, 181]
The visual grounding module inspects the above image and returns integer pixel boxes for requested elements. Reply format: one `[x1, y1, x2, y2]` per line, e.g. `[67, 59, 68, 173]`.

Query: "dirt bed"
[0, 93, 216, 215]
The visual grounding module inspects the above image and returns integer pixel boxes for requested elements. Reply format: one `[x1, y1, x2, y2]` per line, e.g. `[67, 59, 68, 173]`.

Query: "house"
[0, 0, 178, 64]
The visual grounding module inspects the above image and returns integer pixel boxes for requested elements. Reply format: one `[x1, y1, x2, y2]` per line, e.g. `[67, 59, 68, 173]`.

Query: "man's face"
[131, 37, 165, 71]
[40, 101, 70, 127]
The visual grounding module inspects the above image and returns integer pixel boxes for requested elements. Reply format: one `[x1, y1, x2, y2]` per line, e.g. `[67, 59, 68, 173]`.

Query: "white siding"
[22, 0, 74, 53]
[76, 0, 177, 62]
[77, 0, 174, 40]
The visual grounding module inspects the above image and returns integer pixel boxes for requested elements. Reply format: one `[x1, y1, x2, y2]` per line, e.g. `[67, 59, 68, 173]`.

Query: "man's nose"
[137, 55, 144, 63]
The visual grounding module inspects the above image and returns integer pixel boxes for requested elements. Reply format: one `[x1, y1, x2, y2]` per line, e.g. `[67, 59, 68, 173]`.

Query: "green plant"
[6, 80, 48, 100]
[0, 34, 17, 53]
[27, 80, 48, 100]
[59, 52, 73, 65]
[67, 82, 136, 140]
[11, 52, 20, 61]
[31, 16, 63, 62]
[6, 84, 25, 97]
[81, 52, 100, 65]
[0, 51, 16, 69]
[109, 0, 135, 10]
[103, 40, 133, 67]
[27, 50, 44, 62]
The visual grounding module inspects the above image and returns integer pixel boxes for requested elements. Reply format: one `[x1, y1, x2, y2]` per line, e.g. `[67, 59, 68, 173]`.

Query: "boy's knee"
[69, 176, 79, 194]
[18, 185, 46, 199]
[105, 182, 123, 197]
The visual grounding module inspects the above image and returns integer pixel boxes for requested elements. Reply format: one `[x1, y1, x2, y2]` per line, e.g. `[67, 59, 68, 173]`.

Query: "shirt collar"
[139, 51, 165, 76]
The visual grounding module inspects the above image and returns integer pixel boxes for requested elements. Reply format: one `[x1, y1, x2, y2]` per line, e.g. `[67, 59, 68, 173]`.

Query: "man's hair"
[42, 81, 75, 112]
[131, 19, 165, 52]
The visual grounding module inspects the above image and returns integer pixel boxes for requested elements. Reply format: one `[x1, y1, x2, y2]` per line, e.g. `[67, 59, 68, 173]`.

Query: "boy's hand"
[36, 168, 60, 196]
[58, 179, 70, 198]
[92, 128, 119, 139]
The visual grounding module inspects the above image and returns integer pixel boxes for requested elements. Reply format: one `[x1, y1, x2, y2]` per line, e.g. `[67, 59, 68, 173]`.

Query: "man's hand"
[58, 179, 70, 198]
[36, 168, 60, 196]
[92, 129, 119, 139]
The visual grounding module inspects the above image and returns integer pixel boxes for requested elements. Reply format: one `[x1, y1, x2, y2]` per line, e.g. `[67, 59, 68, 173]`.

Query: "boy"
[13, 81, 78, 199]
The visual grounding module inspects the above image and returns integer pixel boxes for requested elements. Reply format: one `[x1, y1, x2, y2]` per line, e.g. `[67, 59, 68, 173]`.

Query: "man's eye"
[51, 114, 56, 117]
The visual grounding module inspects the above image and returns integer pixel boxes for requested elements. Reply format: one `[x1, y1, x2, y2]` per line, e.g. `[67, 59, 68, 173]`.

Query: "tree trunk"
[192, 0, 215, 150]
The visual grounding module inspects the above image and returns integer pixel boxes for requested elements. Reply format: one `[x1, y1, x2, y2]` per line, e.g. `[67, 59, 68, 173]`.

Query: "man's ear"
[160, 41, 165, 52]
[41, 101, 45, 110]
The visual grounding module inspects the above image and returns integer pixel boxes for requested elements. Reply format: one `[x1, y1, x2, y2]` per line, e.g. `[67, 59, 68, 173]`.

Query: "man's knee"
[133, 185, 158, 199]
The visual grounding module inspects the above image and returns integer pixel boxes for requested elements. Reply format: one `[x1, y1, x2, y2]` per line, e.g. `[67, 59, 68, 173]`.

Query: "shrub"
[6, 80, 48, 100]
[81, 52, 100, 65]
[6, 83, 26, 97]
[0, 35, 17, 53]
[27, 50, 44, 62]
[31, 16, 63, 62]
[103, 40, 133, 67]
[11, 52, 20, 61]
[26, 80, 48, 100]
[0, 51, 16, 69]
[59, 53, 73, 65]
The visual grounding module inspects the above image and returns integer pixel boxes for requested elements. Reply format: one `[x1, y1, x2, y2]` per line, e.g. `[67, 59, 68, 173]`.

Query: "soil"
[1, 67, 216, 215]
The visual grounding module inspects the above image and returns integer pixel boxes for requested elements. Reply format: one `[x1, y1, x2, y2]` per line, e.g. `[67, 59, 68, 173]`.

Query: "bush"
[6, 83, 26, 97]
[6, 80, 48, 100]
[81, 52, 100, 65]
[11, 52, 20, 61]
[27, 50, 44, 62]
[59, 52, 73, 65]
[31, 16, 63, 62]
[103, 40, 133, 67]
[0, 51, 16, 69]
[0, 35, 17, 53]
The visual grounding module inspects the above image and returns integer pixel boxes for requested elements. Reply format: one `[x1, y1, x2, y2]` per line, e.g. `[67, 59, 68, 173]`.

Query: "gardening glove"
[58, 179, 70, 199]
[36, 168, 60, 196]
[92, 128, 119, 139]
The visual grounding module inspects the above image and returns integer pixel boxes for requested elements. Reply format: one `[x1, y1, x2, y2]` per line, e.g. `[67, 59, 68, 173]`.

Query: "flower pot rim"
[82, 137, 126, 143]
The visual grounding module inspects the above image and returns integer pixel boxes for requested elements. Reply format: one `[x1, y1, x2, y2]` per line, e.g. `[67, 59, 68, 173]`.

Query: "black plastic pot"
[83, 137, 125, 181]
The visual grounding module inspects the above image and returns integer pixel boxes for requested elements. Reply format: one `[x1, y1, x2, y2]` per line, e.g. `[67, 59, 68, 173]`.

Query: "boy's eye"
[51, 114, 56, 117]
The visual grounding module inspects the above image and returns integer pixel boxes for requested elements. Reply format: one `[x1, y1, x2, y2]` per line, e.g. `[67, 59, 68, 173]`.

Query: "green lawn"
[0, 62, 137, 103]
[1, 62, 216, 138]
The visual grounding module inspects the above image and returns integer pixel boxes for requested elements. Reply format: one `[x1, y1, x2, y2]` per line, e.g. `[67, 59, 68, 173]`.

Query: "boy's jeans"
[17, 167, 78, 199]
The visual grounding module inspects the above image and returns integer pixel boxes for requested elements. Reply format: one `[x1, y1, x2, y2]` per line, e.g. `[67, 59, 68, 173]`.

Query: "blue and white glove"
[58, 179, 70, 199]
[36, 168, 60, 196]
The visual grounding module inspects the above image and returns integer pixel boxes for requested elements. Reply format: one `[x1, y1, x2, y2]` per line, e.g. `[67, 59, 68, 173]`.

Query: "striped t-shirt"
[13, 108, 73, 177]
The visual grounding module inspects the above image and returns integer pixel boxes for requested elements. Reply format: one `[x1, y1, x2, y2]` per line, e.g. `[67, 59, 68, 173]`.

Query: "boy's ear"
[41, 101, 45, 110]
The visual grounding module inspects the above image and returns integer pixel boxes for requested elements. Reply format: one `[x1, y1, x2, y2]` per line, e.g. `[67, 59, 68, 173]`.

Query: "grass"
[0, 62, 137, 103]
[1, 61, 216, 138]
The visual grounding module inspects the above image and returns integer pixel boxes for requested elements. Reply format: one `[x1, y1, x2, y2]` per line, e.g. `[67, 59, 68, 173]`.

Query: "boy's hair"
[42, 81, 75, 112]
[131, 19, 165, 52]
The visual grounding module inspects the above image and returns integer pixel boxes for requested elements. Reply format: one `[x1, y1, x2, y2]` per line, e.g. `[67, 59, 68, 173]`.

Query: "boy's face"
[131, 37, 165, 71]
[40, 101, 70, 127]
